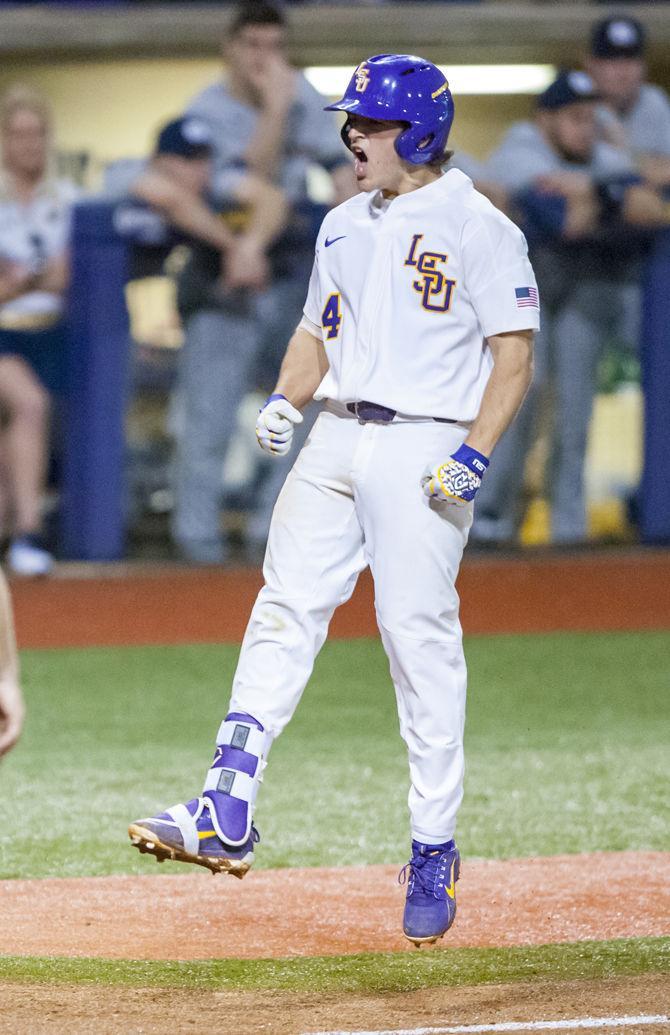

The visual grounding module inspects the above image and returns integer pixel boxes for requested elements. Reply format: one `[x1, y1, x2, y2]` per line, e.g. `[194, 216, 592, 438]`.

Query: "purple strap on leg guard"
[202, 712, 272, 846]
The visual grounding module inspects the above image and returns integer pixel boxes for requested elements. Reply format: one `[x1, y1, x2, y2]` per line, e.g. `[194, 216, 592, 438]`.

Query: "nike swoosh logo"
[325, 235, 346, 248]
[445, 859, 457, 900]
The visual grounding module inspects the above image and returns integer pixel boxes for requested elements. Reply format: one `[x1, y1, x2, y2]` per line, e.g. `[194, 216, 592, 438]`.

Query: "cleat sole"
[405, 932, 446, 948]
[128, 823, 251, 877]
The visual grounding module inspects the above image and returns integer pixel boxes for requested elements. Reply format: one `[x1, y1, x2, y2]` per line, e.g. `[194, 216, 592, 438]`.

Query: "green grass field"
[1, 630, 669, 880]
[1, 629, 669, 1004]
[1, 938, 668, 992]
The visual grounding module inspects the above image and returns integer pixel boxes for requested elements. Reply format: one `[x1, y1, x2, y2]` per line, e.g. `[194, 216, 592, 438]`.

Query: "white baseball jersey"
[302, 167, 540, 422]
[0, 175, 77, 318]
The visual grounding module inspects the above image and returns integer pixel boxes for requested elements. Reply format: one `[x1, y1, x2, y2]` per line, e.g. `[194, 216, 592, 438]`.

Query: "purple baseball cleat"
[399, 839, 460, 946]
[128, 797, 259, 877]
[129, 711, 272, 878]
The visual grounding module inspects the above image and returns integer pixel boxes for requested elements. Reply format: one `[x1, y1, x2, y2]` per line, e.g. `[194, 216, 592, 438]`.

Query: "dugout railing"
[61, 198, 670, 560]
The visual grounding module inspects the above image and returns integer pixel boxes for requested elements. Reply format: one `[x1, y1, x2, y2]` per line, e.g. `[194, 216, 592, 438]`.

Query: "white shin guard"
[202, 713, 273, 846]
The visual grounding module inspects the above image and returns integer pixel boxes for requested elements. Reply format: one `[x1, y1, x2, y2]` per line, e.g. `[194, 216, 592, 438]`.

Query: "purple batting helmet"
[325, 53, 454, 166]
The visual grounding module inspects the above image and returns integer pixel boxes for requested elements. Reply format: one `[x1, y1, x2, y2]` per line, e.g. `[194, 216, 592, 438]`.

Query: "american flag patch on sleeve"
[515, 286, 539, 308]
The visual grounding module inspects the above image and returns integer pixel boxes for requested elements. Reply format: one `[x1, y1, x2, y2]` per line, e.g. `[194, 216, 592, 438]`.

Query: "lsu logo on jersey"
[404, 233, 457, 313]
[354, 63, 371, 93]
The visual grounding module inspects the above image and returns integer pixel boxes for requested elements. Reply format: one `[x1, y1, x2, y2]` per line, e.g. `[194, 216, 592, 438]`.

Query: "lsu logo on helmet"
[354, 63, 371, 93]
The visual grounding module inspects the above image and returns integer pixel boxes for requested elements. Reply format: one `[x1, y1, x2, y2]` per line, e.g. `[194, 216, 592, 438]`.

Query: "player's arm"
[255, 325, 328, 456]
[225, 174, 290, 291]
[534, 172, 600, 239]
[465, 330, 534, 456]
[131, 169, 236, 252]
[243, 56, 296, 181]
[233, 174, 289, 251]
[274, 325, 329, 409]
[620, 182, 670, 228]
[34, 252, 70, 295]
[637, 154, 670, 191]
[422, 330, 534, 507]
[0, 569, 24, 758]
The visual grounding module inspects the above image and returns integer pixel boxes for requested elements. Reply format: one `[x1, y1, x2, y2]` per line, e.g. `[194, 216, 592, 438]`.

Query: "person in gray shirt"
[472, 70, 651, 547]
[586, 15, 670, 191]
[173, 0, 354, 564]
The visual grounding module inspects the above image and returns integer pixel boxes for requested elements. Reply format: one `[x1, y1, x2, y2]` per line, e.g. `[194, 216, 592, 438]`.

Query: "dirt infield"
[1, 975, 668, 1035]
[1, 852, 667, 960]
[4, 557, 669, 1033]
[10, 548, 670, 649]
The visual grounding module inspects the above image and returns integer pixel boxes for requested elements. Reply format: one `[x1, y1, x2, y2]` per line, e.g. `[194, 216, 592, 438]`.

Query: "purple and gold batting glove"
[421, 443, 489, 507]
[255, 393, 303, 457]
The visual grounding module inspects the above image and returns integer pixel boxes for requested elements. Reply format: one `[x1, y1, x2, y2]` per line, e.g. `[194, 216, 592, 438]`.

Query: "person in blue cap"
[586, 15, 670, 190]
[471, 69, 659, 547]
[130, 115, 288, 296]
[129, 54, 539, 947]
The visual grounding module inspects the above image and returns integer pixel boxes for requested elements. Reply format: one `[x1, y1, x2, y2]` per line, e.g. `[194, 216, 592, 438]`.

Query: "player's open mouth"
[352, 145, 368, 178]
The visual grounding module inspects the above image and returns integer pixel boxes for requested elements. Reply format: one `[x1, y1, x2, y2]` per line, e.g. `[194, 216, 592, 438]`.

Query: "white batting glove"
[421, 443, 489, 507]
[255, 393, 303, 457]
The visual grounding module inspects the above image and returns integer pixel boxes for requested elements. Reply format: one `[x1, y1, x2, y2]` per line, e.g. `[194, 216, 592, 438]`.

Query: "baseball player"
[130, 54, 539, 946]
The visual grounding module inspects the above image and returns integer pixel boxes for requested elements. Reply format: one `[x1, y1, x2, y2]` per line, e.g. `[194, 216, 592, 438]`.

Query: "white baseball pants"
[229, 404, 473, 843]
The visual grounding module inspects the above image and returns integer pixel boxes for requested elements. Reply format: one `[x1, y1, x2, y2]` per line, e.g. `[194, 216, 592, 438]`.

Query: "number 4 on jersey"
[321, 293, 343, 341]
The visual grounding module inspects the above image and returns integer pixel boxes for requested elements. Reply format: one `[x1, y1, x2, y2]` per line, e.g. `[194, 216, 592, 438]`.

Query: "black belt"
[346, 401, 456, 424]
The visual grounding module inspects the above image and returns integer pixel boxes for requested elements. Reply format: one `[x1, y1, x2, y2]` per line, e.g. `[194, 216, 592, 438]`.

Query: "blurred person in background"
[125, 115, 289, 564]
[0, 86, 77, 576]
[586, 15, 670, 191]
[174, 0, 355, 564]
[471, 70, 663, 547]
[107, 116, 289, 556]
[0, 566, 22, 758]
[128, 116, 288, 294]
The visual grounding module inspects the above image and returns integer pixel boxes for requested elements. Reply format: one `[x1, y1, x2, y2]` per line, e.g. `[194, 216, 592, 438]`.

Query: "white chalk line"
[304, 1014, 670, 1035]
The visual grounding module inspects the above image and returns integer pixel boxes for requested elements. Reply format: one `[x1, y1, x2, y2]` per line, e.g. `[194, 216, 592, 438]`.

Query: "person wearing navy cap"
[536, 69, 601, 113]
[154, 117, 214, 161]
[471, 69, 651, 547]
[129, 116, 286, 277]
[121, 114, 291, 564]
[586, 15, 670, 189]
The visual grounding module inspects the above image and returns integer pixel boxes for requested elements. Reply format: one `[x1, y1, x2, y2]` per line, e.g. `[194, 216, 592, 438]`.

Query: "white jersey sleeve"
[302, 252, 323, 331]
[461, 210, 540, 338]
[299, 313, 322, 338]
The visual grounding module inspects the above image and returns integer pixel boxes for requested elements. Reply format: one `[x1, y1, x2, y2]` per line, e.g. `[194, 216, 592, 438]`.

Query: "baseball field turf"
[1, 626, 669, 1032]
[2, 631, 669, 877]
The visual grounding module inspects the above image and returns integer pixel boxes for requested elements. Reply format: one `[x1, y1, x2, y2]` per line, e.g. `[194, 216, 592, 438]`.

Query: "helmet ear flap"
[395, 124, 444, 165]
[340, 118, 352, 152]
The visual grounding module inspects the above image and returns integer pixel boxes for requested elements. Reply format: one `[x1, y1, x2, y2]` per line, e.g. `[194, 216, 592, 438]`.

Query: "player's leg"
[131, 409, 367, 873]
[228, 409, 366, 730]
[550, 283, 610, 544]
[357, 418, 472, 943]
[0, 355, 53, 575]
[171, 306, 258, 564]
[0, 437, 11, 545]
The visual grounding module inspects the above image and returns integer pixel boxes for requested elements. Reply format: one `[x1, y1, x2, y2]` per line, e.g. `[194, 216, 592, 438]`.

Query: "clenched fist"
[421, 443, 489, 507]
[255, 394, 303, 457]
